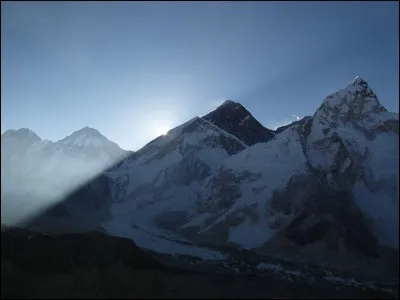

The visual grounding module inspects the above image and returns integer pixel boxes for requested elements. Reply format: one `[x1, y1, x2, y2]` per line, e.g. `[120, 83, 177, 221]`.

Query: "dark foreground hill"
[1, 227, 398, 299]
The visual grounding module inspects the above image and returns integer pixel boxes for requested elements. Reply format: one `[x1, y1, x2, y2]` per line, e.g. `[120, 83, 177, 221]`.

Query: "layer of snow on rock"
[223, 127, 307, 213]
[228, 218, 275, 249]
[198, 127, 308, 248]
[101, 220, 226, 261]
[114, 116, 246, 196]
[323, 269, 358, 287]
[309, 77, 389, 143]
[256, 263, 305, 277]
[180, 213, 214, 229]
[58, 134, 108, 148]
[200, 117, 248, 149]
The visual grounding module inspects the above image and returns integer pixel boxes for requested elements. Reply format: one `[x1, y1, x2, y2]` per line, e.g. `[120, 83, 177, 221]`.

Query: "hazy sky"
[1, 1, 398, 150]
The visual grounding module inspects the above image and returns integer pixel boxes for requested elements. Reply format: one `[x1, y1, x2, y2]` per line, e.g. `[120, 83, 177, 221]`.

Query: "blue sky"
[1, 1, 398, 150]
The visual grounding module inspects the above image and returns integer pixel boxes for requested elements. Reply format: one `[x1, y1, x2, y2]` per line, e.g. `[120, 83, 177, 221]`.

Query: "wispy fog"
[1, 145, 129, 226]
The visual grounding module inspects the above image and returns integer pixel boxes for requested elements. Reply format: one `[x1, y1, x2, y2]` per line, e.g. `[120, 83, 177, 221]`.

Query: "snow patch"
[228, 218, 275, 249]
[102, 220, 226, 261]
[180, 213, 214, 229]
[256, 263, 305, 277]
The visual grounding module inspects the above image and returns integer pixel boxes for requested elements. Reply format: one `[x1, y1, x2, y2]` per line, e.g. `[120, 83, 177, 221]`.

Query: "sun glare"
[152, 119, 172, 137]
[157, 124, 170, 136]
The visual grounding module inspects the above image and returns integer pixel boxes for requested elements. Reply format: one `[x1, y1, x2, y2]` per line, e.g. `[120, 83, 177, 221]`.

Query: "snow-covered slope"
[102, 77, 398, 251]
[102, 118, 248, 236]
[28, 117, 247, 235]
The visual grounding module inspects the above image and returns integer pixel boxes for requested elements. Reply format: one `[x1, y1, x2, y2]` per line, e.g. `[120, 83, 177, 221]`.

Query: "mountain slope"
[275, 116, 313, 134]
[30, 117, 248, 236]
[100, 77, 398, 255]
[305, 77, 399, 247]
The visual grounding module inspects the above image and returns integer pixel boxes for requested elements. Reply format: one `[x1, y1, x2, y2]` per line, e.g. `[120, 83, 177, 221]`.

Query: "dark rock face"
[25, 174, 113, 234]
[202, 100, 275, 146]
[284, 190, 379, 258]
[53, 174, 112, 212]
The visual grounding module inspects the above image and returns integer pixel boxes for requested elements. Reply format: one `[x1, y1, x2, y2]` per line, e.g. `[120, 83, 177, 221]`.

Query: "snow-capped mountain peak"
[218, 99, 239, 108]
[1, 128, 43, 154]
[2, 128, 41, 141]
[344, 75, 374, 94]
[351, 75, 367, 86]
[56, 126, 115, 148]
[69, 126, 105, 139]
[312, 77, 389, 138]
[306, 77, 397, 174]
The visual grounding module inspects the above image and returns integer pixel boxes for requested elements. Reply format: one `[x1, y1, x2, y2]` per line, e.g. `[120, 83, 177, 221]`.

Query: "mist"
[1, 144, 128, 227]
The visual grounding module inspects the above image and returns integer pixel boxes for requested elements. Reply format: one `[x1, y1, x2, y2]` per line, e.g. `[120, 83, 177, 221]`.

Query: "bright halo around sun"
[152, 119, 172, 137]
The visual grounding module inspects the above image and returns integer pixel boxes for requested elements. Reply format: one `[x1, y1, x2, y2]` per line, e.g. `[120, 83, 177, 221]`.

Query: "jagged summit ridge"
[351, 75, 368, 86]
[312, 77, 389, 135]
[2, 128, 41, 141]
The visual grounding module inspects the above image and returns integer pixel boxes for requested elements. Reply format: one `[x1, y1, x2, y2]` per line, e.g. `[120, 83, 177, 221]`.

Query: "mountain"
[1, 128, 42, 148]
[56, 127, 125, 160]
[7, 77, 399, 280]
[1, 127, 128, 224]
[202, 100, 275, 145]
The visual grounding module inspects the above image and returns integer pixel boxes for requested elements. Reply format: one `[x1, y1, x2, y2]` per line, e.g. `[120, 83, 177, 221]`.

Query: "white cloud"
[292, 114, 300, 121]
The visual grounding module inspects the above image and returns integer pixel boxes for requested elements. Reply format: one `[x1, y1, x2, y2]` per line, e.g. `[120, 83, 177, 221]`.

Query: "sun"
[152, 120, 172, 137]
[156, 124, 171, 136]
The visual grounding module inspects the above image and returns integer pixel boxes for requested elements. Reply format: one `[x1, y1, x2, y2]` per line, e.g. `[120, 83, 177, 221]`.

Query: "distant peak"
[348, 75, 369, 89]
[315, 76, 386, 124]
[59, 126, 107, 142]
[218, 99, 238, 108]
[17, 128, 37, 135]
[82, 126, 96, 131]
[56, 126, 113, 148]
[74, 126, 102, 136]
[2, 128, 41, 140]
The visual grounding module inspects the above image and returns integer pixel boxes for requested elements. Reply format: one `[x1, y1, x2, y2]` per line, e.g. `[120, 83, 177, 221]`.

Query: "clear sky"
[1, 1, 398, 151]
